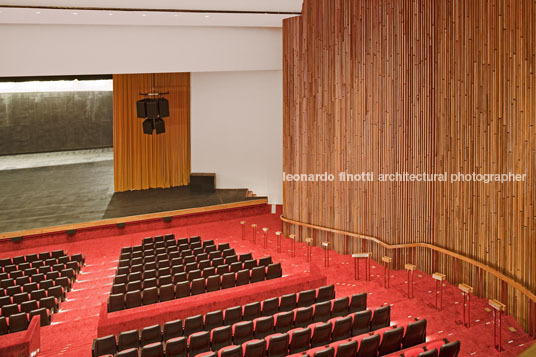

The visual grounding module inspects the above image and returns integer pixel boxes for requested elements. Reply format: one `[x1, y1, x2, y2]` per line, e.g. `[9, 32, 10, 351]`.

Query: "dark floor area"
[0, 160, 260, 233]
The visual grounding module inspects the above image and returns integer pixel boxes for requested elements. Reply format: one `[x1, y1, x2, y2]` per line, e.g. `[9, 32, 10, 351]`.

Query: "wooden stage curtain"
[113, 73, 190, 192]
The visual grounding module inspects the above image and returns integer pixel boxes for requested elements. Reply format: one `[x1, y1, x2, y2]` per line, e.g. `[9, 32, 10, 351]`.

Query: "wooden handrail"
[281, 215, 536, 303]
[0, 199, 268, 241]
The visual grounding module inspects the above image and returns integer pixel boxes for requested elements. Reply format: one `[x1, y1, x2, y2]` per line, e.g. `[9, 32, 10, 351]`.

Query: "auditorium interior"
[0, 0, 535, 356]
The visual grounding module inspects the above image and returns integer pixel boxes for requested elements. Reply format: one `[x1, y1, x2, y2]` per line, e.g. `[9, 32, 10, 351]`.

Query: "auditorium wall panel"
[282, 0, 535, 331]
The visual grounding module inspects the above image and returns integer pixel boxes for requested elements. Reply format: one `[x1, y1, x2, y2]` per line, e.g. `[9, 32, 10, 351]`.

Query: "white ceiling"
[0, 0, 303, 12]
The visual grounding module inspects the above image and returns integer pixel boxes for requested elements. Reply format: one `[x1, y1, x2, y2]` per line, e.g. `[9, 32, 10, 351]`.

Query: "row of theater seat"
[383, 338, 460, 357]
[0, 250, 84, 268]
[1, 267, 75, 298]
[108, 263, 283, 311]
[95, 285, 336, 356]
[0, 307, 50, 335]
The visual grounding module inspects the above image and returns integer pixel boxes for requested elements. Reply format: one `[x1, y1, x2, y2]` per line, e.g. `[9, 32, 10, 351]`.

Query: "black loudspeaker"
[142, 119, 154, 134]
[158, 98, 170, 117]
[145, 99, 159, 118]
[154, 118, 166, 134]
[190, 173, 216, 193]
[136, 99, 148, 118]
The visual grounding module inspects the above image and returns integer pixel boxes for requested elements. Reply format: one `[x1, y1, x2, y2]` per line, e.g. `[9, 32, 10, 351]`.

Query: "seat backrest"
[141, 324, 162, 346]
[311, 322, 332, 348]
[29, 308, 50, 326]
[21, 300, 38, 314]
[224, 306, 242, 326]
[205, 310, 224, 331]
[331, 296, 350, 318]
[331, 315, 353, 341]
[316, 285, 335, 303]
[352, 309, 372, 337]
[236, 269, 250, 286]
[93, 334, 117, 357]
[184, 314, 203, 336]
[233, 321, 254, 345]
[335, 340, 358, 357]
[438, 340, 461, 357]
[266, 263, 282, 279]
[159, 284, 175, 302]
[125, 290, 142, 309]
[279, 293, 297, 312]
[220, 345, 243, 357]
[210, 325, 232, 351]
[253, 316, 274, 339]
[108, 293, 125, 312]
[142, 287, 159, 305]
[243, 339, 267, 357]
[206, 275, 221, 292]
[118, 329, 140, 351]
[262, 297, 279, 316]
[378, 326, 404, 356]
[274, 311, 294, 333]
[294, 306, 314, 328]
[165, 336, 188, 357]
[349, 293, 367, 313]
[239, 253, 253, 262]
[188, 331, 211, 356]
[419, 349, 439, 357]
[243, 301, 262, 321]
[289, 327, 312, 354]
[175, 281, 191, 298]
[314, 347, 335, 357]
[403, 319, 427, 348]
[266, 333, 289, 357]
[297, 289, 316, 308]
[221, 272, 236, 289]
[9, 312, 29, 333]
[370, 305, 391, 331]
[0, 316, 7, 335]
[356, 334, 380, 357]
[2, 303, 19, 317]
[191, 278, 206, 295]
[313, 301, 332, 323]
[250, 266, 266, 283]
[163, 319, 183, 341]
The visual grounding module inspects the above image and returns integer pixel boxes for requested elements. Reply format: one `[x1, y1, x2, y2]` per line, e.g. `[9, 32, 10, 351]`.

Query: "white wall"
[191, 70, 282, 204]
[0, 24, 282, 77]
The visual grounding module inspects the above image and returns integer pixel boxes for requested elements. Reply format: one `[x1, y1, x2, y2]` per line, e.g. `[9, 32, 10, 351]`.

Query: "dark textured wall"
[0, 91, 112, 155]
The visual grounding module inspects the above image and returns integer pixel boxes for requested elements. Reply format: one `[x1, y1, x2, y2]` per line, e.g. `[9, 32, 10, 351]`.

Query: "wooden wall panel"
[283, 0, 535, 332]
[113, 73, 190, 191]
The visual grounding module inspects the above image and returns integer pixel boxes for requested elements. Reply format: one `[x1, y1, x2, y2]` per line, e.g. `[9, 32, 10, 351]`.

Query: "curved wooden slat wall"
[283, 0, 535, 332]
[113, 73, 190, 191]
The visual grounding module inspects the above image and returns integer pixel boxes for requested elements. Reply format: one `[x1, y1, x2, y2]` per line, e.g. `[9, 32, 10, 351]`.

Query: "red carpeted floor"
[1, 210, 534, 356]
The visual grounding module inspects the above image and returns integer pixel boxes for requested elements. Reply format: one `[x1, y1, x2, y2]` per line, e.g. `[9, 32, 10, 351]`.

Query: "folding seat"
[125, 290, 142, 308]
[190, 236, 201, 244]
[38, 266, 52, 275]
[141, 341, 165, 357]
[193, 247, 205, 256]
[334, 340, 357, 357]
[266, 333, 289, 357]
[0, 316, 8, 335]
[55, 276, 72, 292]
[209, 251, 223, 261]
[166, 336, 188, 357]
[45, 258, 57, 266]
[206, 275, 221, 292]
[274, 311, 294, 333]
[118, 259, 130, 269]
[212, 257, 225, 268]
[121, 247, 133, 254]
[13, 292, 29, 304]
[133, 245, 143, 253]
[183, 255, 195, 264]
[294, 306, 313, 328]
[9, 312, 29, 333]
[157, 259, 170, 270]
[279, 293, 297, 312]
[349, 293, 367, 313]
[402, 319, 427, 348]
[0, 273, 8, 281]
[25, 254, 38, 263]
[236, 269, 250, 286]
[165, 233, 175, 241]
[258, 256, 272, 267]
[175, 281, 191, 298]
[352, 310, 372, 336]
[253, 316, 274, 339]
[438, 340, 460, 357]
[24, 267, 38, 277]
[159, 284, 175, 302]
[243, 339, 266, 357]
[66, 261, 80, 274]
[29, 289, 45, 303]
[171, 264, 185, 276]
[92, 334, 117, 357]
[378, 326, 404, 356]
[230, 262, 243, 273]
[178, 244, 189, 253]
[220, 345, 243, 357]
[224, 306, 242, 326]
[0, 296, 11, 308]
[169, 251, 181, 261]
[356, 334, 380, 357]
[312, 347, 335, 357]
[10, 270, 24, 279]
[330, 315, 352, 341]
[128, 272, 142, 283]
[52, 250, 66, 259]
[0, 278, 14, 289]
[243, 301, 261, 321]
[250, 267, 266, 283]
[188, 270, 202, 281]
[197, 260, 211, 272]
[46, 271, 60, 281]
[222, 248, 235, 258]
[174, 272, 188, 284]
[197, 253, 209, 262]
[70, 252, 87, 265]
[143, 287, 159, 305]
[114, 274, 128, 285]
[58, 256, 70, 265]
[232, 320, 254, 345]
[1, 303, 19, 317]
[204, 245, 217, 254]
[191, 278, 206, 295]
[143, 269, 157, 280]
[127, 280, 142, 292]
[261, 297, 279, 316]
[145, 262, 157, 271]
[7, 285, 22, 296]
[239, 253, 253, 262]
[17, 264, 31, 275]
[111, 284, 126, 295]
[120, 251, 132, 260]
[297, 289, 316, 308]
[29, 307, 50, 326]
[266, 263, 282, 280]
[108, 293, 125, 312]
[417, 349, 438, 357]
[204, 310, 224, 331]
[221, 272, 236, 290]
[31, 273, 45, 284]
[370, 305, 390, 331]
[316, 285, 335, 303]
[243, 260, 257, 270]
[184, 314, 204, 336]
[131, 257, 143, 266]
[210, 325, 232, 351]
[0, 258, 12, 267]
[331, 297, 349, 318]
[202, 267, 216, 278]
[310, 322, 332, 347]
[189, 331, 211, 357]
[18, 299, 37, 315]
[217, 264, 230, 275]
[117, 267, 129, 276]
[288, 327, 311, 354]
[163, 319, 183, 341]
[143, 278, 158, 290]
[39, 296, 58, 313]
[118, 329, 140, 351]
[4, 265, 17, 274]
[141, 324, 162, 346]
[13, 256, 25, 265]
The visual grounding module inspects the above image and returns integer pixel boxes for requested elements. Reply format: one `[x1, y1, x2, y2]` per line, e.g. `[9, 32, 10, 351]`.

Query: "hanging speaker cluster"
[136, 97, 169, 135]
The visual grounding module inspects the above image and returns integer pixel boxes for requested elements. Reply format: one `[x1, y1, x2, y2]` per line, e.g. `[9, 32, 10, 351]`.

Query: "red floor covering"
[1, 211, 534, 356]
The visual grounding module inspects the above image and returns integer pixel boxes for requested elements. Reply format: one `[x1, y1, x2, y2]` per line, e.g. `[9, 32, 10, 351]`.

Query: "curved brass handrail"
[281, 215, 536, 303]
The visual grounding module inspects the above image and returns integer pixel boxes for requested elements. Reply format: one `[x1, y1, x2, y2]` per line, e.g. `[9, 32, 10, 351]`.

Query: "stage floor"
[0, 149, 262, 233]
